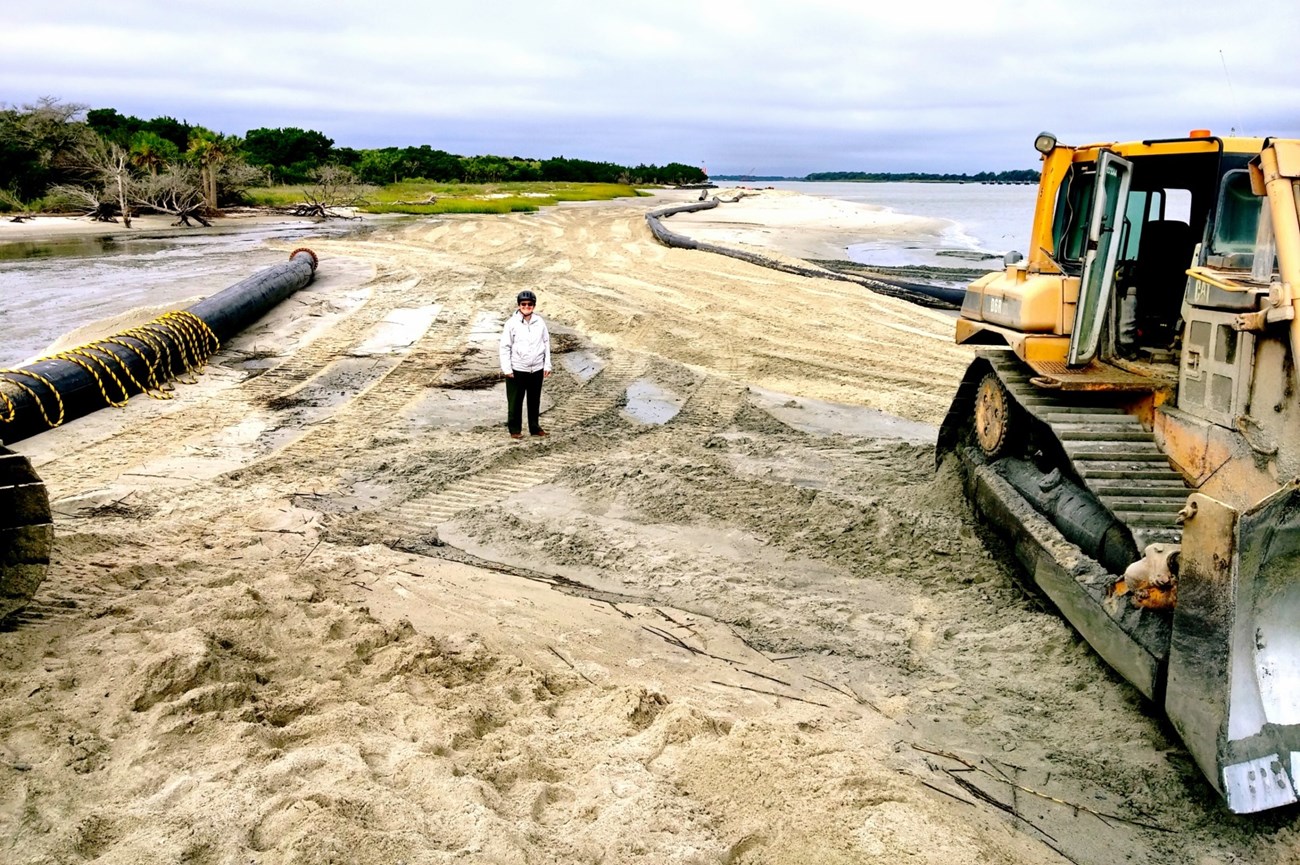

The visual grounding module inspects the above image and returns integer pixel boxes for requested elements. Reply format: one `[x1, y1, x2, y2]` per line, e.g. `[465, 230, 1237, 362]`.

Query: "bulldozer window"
[1051, 165, 1093, 270]
[1208, 170, 1264, 268]
[1121, 188, 1191, 261]
[1121, 191, 1159, 259]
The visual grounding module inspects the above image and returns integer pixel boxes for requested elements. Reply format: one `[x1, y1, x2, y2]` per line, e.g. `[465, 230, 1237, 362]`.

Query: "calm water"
[0, 220, 372, 368]
[746, 180, 1037, 268]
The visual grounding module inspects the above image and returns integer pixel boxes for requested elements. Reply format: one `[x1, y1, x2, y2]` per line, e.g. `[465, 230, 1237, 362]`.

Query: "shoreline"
[1, 188, 956, 264]
[663, 187, 949, 261]
[0, 209, 330, 242]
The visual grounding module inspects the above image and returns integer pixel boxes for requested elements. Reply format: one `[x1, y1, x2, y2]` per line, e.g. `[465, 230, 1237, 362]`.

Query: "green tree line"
[801, 169, 1039, 183]
[0, 98, 707, 215]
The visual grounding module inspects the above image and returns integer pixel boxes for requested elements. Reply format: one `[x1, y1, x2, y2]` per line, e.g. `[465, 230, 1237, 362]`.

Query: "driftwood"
[132, 168, 211, 227]
[389, 194, 439, 206]
[46, 183, 122, 222]
[172, 210, 212, 227]
[282, 202, 361, 220]
[284, 167, 368, 219]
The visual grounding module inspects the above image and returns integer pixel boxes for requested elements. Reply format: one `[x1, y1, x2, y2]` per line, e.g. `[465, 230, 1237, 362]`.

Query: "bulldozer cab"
[954, 134, 1273, 376]
[1045, 139, 1257, 367]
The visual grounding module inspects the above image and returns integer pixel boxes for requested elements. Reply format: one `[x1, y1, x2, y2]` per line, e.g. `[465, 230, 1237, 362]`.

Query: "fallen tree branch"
[547, 645, 595, 685]
[741, 668, 793, 687]
[640, 624, 741, 665]
[804, 675, 878, 710]
[911, 744, 1173, 833]
[709, 680, 830, 708]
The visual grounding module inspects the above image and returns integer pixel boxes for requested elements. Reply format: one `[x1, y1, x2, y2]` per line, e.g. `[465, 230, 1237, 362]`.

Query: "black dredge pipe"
[186, 247, 318, 342]
[646, 196, 963, 310]
[0, 248, 318, 445]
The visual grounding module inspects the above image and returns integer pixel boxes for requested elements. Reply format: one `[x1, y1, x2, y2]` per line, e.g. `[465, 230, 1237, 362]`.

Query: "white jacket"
[499, 311, 552, 374]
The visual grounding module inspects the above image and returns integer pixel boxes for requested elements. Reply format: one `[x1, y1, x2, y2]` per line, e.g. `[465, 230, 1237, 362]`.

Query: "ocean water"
[745, 180, 1037, 269]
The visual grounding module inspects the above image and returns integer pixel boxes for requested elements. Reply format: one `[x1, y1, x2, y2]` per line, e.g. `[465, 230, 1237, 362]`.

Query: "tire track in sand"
[35, 264, 432, 498]
[369, 360, 744, 542]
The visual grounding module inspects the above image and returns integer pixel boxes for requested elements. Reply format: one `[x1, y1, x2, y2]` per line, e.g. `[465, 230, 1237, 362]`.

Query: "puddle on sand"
[622, 379, 684, 425]
[747, 386, 937, 442]
[561, 350, 605, 383]
[352, 305, 442, 356]
[469, 310, 506, 347]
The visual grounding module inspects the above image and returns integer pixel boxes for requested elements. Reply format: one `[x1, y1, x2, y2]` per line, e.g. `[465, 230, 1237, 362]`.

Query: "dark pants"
[506, 369, 544, 435]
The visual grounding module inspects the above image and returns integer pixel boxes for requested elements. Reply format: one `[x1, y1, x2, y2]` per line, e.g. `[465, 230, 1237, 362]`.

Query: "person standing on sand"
[499, 290, 552, 440]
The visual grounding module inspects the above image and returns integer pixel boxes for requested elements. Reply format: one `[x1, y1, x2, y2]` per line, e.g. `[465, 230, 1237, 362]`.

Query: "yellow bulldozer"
[938, 131, 1300, 813]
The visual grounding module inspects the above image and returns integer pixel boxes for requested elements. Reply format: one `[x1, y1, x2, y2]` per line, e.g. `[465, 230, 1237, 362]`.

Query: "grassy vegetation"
[241, 180, 649, 214]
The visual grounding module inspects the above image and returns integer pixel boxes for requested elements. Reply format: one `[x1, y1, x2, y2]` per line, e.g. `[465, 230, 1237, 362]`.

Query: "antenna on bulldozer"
[1219, 49, 1244, 135]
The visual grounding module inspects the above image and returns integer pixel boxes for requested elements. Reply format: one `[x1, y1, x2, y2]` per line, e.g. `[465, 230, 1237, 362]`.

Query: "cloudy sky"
[3, 0, 1297, 176]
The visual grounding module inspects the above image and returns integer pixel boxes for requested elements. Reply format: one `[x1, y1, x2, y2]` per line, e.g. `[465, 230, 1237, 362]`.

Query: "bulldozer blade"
[952, 445, 1169, 699]
[0, 445, 52, 621]
[1167, 482, 1300, 813]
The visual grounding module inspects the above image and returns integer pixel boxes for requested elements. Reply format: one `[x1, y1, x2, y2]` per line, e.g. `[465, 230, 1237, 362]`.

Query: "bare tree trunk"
[201, 166, 211, 211]
[115, 166, 131, 228]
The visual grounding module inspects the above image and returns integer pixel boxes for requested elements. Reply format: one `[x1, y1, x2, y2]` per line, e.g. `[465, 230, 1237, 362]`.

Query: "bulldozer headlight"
[1034, 131, 1058, 154]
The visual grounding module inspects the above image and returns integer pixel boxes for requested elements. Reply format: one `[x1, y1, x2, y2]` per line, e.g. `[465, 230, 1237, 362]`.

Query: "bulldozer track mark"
[541, 352, 652, 430]
[248, 309, 479, 463]
[36, 276, 455, 497]
[382, 452, 574, 530]
[671, 374, 747, 431]
[3, 601, 78, 627]
[199, 305, 481, 489]
[373, 365, 742, 540]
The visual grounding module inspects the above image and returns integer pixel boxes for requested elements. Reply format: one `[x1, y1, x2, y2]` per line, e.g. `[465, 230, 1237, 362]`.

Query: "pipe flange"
[290, 247, 319, 271]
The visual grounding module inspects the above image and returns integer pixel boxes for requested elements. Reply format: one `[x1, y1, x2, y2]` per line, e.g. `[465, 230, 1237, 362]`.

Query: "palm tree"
[186, 128, 238, 212]
[129, 131, 177, 178]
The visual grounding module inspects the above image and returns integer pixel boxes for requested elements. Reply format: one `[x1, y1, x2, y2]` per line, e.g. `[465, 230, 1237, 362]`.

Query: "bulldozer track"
[988, 352, 1188, 551]
[371, 350, 656, 535]
[539, 351, 652, 429]
[383, 451, 575, 529]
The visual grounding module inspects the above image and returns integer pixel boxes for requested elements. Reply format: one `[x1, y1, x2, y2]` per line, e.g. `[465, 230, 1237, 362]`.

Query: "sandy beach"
[666, 188, 950, 261]
[2, 189, 1296, 864]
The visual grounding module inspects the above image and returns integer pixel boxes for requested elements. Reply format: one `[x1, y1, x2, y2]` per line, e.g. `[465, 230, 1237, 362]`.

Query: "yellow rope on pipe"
[0, 310, 222, 431]
[0, 369, 64, 427]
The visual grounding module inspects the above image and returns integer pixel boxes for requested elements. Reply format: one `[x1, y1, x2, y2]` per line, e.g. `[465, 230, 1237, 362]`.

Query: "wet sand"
[1, 191, 1296, 864]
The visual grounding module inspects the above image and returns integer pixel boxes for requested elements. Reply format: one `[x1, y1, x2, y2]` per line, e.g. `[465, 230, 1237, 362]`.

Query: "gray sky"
[3, 0, 1298, 176]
